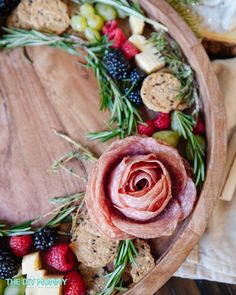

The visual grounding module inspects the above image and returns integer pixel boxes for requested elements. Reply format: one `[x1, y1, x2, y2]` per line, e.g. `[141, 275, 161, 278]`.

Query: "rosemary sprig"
[0, 192, 85, 236]
[171, 111, 205, 186]
[0, 28, 143, 142]
[149, 31, 199, 109]
[99, 240, 138, 295]
[72, 0, 167, 31]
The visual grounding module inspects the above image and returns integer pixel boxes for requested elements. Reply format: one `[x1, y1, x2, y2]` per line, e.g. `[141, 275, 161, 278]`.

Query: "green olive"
[153, 130, 180, 147]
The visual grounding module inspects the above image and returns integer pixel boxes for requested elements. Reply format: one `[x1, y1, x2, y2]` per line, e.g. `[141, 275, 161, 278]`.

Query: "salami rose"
[85, 136, 197, 240]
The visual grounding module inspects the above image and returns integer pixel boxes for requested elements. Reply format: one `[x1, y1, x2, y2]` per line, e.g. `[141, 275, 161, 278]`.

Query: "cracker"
[67, 1, 80, 17]
[30, 0, 70, 34]
[70, 213, 119, 268]
[78, 264, 106, 295]
[7, 0, 33, 29]
[141, 72, 189, 113]
[130, 239, 155, 283]
[16, 0, 34, 29]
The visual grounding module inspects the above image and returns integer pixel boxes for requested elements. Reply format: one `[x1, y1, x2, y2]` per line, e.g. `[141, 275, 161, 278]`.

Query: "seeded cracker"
[130, 239, 155, 283]
[141, 72, 189, 113]
[7, 0, 33, 29]
[78, 264, 106, 295]
[30, 0, 70, 34]
[70, 212, 119, 268]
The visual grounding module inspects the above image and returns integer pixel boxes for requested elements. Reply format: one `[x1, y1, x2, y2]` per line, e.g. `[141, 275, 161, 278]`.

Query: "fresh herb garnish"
[98, 240, 138, 295]
[171, 111, 205, 186]
[0, 192, 85, 236]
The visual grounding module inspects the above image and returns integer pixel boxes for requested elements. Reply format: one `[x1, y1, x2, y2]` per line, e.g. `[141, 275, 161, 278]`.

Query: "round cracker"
[30, 0, 70, 34]
[141, 72, 189, 113]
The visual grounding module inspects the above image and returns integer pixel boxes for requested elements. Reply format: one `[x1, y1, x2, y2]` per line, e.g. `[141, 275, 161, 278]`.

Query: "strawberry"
[9, 235, 32, 257]
[102, 20, 118, 35]
[153, 112, 170, 130]
[63, 271, 86, 295]
[121, 40, 139, 59]
[45, 244, 76, 272]
[108, 28, 127, 49]
[138, 120, 156, 137]
[193, 118, 205, 135]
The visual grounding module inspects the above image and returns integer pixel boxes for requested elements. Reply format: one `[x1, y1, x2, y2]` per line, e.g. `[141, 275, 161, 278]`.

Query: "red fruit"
[193, 118, 205, 135]
[9, 235, 32, 257]
[121, 40, 139, 59]
[138, 120, 156, 137]
[153, 112, 170, 130]
[63, 271, 86, 295]
[102, 20, 118, 35]
[108, 28, 127, 49]
[45, 244, 76, 272]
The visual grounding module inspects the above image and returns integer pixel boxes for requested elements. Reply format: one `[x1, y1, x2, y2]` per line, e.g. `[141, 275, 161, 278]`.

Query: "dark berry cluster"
[124, 88, 142, 106]
[103, 49, 130, 80]
[129, 68, 146, 85]
[0, 249, 19, 279]
[33, 226, 58, 251]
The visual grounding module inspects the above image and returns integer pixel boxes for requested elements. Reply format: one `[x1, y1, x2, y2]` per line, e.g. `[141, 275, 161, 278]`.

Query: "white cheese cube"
[25, 270, 47, 295]
[129, 15, 145, 35]
[129, 34, 153, 52]
[36, 275, 63, 295]
[22, 252, 42, 275]
[135, 49, 165, 74]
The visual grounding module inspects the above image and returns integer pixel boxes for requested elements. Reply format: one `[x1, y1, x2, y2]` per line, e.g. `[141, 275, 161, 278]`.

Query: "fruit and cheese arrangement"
[0, 0, 207, 294]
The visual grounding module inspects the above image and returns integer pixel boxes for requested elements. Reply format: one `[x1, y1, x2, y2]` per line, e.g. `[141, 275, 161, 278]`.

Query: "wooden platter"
[0, 0, 227, 293]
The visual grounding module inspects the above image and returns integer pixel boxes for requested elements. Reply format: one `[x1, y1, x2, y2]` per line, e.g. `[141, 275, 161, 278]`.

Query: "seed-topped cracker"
[78, 264, 106, 295]
[70, 212, 119, 268]
[130, 239, 155, 283]
[30, 0, 70, 34]
[7, 0, 33, 29]
[141, 72, 189, 113]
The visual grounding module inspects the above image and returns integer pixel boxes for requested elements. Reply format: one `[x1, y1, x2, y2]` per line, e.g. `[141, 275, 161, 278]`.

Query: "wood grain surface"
[0, 0, 227, 294]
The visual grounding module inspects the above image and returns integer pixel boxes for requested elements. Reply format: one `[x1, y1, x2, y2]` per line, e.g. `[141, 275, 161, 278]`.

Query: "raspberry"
[102, 20, 117, 35]
[121, 40, 139, 59]
[108, 28, 127, 49]
[138, 120, 156, 137]
[45, 244, 76, 272]
[9, 235, 32, 257]
[153, 112, 170, 130]
[193, 118, 205, 135]
[63, 271, 86, 295]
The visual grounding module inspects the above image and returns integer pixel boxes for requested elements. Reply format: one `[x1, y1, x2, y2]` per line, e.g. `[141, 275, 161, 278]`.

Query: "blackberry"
[33, 226, 58, 251]
[125, 88, 142, 106]
[103, 49, 130, 80]
[129, 68, 147, 85]
[0, 249, 19, 279]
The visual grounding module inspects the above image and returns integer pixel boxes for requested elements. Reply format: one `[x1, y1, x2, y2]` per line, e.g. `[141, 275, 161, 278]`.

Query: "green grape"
[87, 14, 104, 31]
[186, 135, 206, 161]
[95, 3, 117, 21]
[0, 280, 6, 295]
[152, 131, 180, 147]
[80, 3, 95, 18]
[84, 28, 101, 42]
[71, 15, 87, 32]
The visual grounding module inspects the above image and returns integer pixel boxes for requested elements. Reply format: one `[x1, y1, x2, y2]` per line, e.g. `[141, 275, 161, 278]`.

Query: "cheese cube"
[135, 49, 165, 74]
[22, 252, 42, 275]
[36, 275, 63, 295]
[129, 34, 153, 52]
[129, 15, 145, 35]
[25, 270, 47, 295]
